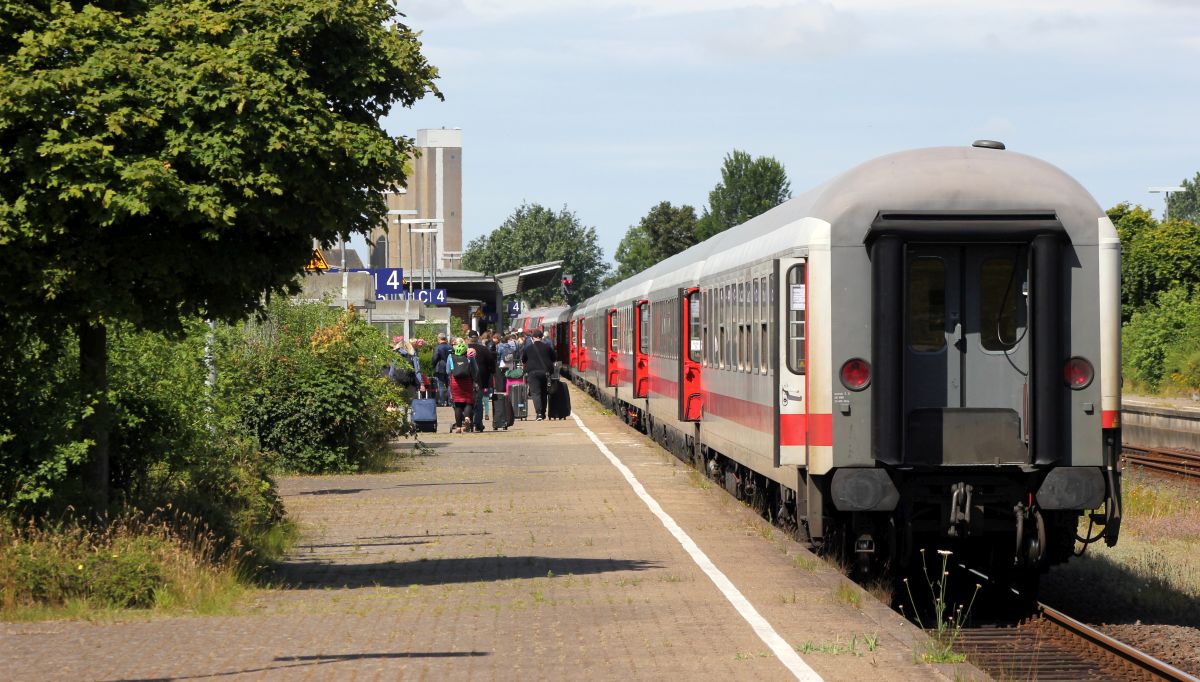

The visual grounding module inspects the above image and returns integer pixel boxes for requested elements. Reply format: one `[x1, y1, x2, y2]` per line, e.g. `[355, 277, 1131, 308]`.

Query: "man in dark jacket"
[467, 329, 496, 432]
[431, 333, 453, 406]
[520, 329, 557, 420]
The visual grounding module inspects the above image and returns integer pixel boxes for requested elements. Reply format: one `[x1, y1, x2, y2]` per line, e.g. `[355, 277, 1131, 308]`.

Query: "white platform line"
[571, 414, 824, 682]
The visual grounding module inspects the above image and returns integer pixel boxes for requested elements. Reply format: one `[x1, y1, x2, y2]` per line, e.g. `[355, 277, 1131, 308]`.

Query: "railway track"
[956, 603, 1198, 681]
[1123, 445, 1200, 480]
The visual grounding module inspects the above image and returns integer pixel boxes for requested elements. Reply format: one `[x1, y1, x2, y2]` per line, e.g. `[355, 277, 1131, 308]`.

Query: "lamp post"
[1149, 186, 1185, 221]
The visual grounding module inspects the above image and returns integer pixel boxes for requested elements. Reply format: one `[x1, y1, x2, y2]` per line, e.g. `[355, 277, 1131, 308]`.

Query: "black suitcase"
[508, 383, 529, 421]
[410, 398, 437, 432]
[547, 377, 571, 419]
[492, 391, 511, 430]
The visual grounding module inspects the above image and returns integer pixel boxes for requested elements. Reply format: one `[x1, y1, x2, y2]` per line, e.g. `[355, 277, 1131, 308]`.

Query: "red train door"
[569, 319, 578, 368]
[633, 300, 650, 398]
[678, 287, 702, 421]
[606, 308, 619, 387]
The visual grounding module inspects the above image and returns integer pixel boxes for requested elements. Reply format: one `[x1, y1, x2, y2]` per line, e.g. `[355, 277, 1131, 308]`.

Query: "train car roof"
[578, 144, 1107, 313]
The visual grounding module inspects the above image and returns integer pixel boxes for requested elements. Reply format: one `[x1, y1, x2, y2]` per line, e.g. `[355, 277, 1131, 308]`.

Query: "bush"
[219, 300, 409, 473]
[1122, 286, 1200, 392]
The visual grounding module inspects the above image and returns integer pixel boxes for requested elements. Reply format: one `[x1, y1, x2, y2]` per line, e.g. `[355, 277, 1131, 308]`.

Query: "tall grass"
[0, 508, 279, 620]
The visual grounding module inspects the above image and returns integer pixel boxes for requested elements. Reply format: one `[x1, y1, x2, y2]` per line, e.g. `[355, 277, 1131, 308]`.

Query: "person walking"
[520, 329, 557, 420]
[390, 336, 422, 393]
[446, 340, 477, 433]
[431, 332, 452, 406]
[467, 329, 496, 432]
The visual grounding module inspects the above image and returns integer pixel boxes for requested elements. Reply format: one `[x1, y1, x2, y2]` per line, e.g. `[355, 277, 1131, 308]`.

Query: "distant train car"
[511, 305, 572, 366]
[568, 143, 1122, 589]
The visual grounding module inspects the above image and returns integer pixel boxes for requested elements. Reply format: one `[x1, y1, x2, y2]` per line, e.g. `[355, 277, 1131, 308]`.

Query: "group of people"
[401, 327, 557, 432]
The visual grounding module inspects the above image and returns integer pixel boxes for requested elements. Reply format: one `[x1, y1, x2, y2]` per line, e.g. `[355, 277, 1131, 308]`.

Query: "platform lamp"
[398, 219, 445, 290]
[1148, 186, 1185, 222]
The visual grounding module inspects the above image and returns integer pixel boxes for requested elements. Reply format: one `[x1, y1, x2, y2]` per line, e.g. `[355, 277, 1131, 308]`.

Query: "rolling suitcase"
[492, 391, 511, 430]
[508, 383, 529, 421]
[410, 398, 438, 433]
[547, 376, 571, 420]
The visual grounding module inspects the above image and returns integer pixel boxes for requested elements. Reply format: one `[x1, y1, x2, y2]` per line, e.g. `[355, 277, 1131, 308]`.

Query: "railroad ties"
[956, 605, 1198, 682]
[1122, 445, 1200, 480]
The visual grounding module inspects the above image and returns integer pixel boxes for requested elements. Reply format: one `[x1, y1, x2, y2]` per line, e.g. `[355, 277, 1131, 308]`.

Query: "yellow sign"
[305, 249, 330, 272]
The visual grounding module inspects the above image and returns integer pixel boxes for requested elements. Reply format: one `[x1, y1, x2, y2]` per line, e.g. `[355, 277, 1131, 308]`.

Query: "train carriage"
[566, 143, 1120, 588]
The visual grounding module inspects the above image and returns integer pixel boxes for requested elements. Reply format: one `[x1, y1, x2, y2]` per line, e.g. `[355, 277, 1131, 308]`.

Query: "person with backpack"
[390, 336, 422, 392]
[467, 329, 496, 433]
[446, 339, 478, 433]
[431, 332, 452, 407]
[520, 329, 557, 421]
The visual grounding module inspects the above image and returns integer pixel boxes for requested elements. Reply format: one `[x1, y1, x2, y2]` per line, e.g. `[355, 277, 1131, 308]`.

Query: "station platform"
[2, 385, 982, 681]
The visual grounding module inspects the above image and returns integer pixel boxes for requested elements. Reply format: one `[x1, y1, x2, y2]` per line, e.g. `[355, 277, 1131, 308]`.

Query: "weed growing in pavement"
[687, 469, 712, 490]
[792, 554, 820, 572]
[900, 549, 980, 664]
[779, 589, 798, 604]
[832, 582, 861, 607]
[794, 632, 880, 656]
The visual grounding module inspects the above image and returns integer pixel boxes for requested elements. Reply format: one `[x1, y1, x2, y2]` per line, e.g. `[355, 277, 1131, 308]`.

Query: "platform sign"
[397, 288, 447, 305]
[507, 301, 522, 318]
[372, 268, 405, 295]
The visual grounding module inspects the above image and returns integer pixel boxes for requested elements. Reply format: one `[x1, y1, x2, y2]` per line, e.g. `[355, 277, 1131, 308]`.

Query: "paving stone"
[1, 385, 984, 681]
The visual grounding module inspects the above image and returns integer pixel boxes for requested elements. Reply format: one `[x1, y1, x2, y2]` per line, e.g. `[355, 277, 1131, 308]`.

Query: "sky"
[351, 0, 1200, 267]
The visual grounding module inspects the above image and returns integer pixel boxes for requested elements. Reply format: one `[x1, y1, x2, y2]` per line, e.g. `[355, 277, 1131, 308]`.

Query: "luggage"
[506, 376, 526, 392]
[508, 383, 529, 421]
[547, 376, 571, 420]
[410, 398, 438, 433]
[492, 391, 511, 430]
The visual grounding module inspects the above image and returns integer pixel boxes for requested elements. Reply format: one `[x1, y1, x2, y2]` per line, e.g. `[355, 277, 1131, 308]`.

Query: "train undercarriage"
[585, 381, 1122, 600]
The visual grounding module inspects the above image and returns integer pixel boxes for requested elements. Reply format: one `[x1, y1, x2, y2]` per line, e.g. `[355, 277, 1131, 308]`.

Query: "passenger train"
[514, 142, 1122, 587]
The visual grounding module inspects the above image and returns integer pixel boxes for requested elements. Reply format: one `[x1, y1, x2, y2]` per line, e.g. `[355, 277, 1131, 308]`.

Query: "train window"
[702, 290, 711, 367]
[908, 257, 946, 353]
[768, 274, 776, 372]
[786, 264, 807, 375]
[688, 291, 702, 362]
[610, 311, 619, 353]
[752, 278, 761, 374]
[639, 303, 650, 354]
[980, 257, 1024, 351]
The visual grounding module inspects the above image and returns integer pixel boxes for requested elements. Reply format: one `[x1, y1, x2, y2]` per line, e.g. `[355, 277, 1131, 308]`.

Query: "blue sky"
[354, 0, 1200, 267]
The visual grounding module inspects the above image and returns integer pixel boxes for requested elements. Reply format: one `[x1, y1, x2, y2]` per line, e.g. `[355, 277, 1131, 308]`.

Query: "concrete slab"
[1, 385, 985, 681]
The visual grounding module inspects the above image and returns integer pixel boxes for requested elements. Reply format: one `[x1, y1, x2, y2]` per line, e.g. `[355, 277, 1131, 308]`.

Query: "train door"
[904, 245, 1029, 465]
[606, 308, 620, 387]
[776, 258, 808, 466]
[634, 300, 650, 398]
[578, 318, 588, 372]
[678, 288, 702, 421]
[569, 319, 577, 368]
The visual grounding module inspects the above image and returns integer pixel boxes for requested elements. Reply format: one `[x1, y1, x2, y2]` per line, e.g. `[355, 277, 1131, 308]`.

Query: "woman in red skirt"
[446, 341, 478, 433]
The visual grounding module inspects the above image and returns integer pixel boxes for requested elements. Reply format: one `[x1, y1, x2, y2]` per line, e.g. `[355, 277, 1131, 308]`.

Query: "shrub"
[219, 300, 409, 473]
[1122, 287, 1200, 392]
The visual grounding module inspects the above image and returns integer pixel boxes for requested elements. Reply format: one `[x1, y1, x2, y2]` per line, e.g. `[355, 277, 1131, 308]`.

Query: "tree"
[608, 224, 655, 285]
[461, 203, 608, 307]
[0, 0, 439, 509]
[608, 201, 698, 285]
[695, 150, 791, 240]
[1168, 171, 1200, 223]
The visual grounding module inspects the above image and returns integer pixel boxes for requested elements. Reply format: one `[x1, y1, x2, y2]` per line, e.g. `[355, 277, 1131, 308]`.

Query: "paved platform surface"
[2, 385, 980, 681]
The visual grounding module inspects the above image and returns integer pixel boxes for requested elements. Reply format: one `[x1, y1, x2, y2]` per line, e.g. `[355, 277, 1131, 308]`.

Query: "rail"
[956, 604, 1198, 681]
[1123, 445, 1200, 480]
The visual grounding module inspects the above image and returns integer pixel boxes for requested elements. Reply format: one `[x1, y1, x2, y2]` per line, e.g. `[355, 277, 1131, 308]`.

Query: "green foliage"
[0, 0, 440, 331]
[219, 300, 409, 474]
[1121, 287, 1200, 391]
[1168, 171, 1200, 223]
[461, 203, 610, 306]
[610, 201, 700, 285]
[696, 150, 791, 240]
[900, 549, 979, 664]
[1117, 207, 1200, 320]
[609, 224, 656, 284]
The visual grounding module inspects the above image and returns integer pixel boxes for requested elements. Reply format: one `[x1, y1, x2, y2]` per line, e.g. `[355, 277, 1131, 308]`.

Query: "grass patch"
[794, 632, 879, 656]
[792, 554, 820, 572]
[832, 581, 862, 608]
[0, 512, 263, 621]
[687, 469, 712, 491]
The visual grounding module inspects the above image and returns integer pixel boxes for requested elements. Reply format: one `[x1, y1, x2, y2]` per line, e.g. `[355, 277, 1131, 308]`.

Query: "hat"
[467, 329, 480, 340]
[453, 342, 467, 355]
[531, 329, 544, 338]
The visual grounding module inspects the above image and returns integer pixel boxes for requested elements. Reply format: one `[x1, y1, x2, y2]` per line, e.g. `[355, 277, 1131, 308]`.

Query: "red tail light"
[840, 358, 871, 391]
[1064, 357, 1094, 389]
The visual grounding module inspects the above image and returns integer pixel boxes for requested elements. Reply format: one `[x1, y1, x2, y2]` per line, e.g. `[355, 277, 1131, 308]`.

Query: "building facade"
[369, 128, 463, 276]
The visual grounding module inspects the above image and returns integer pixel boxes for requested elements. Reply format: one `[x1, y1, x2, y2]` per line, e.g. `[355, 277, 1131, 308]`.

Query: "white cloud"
[702, 3, 863, 60]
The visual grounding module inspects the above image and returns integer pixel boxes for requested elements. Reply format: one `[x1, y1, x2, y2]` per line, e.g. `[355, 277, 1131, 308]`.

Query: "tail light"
[1064, 357, 1094, 389]
[840, 358, 871, 391]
